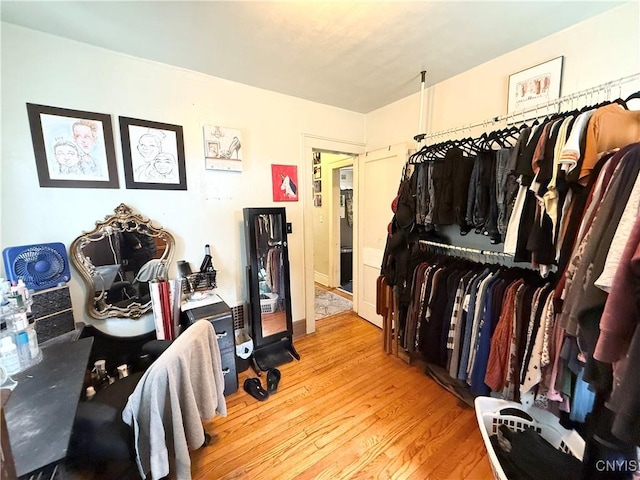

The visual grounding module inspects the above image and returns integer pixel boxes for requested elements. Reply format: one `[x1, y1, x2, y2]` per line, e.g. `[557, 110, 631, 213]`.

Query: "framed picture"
[26, 103, 119, 188]
[507, 56, 563, 116]
[203, 125, 243, 172]
[314, 194, 322, 207]
[271, 164, 298, 202]
[313, 165, 321, 180]
[119, 117, 187, 190]
[313, 180, 322, 193]
[313, 151, 321, 165]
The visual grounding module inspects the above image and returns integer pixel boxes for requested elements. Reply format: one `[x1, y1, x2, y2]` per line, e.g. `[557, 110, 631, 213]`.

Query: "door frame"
[301, 134, 365, 335]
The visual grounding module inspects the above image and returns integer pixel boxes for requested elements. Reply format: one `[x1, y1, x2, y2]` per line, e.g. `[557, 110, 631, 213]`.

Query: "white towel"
[122, 320, 227, 480]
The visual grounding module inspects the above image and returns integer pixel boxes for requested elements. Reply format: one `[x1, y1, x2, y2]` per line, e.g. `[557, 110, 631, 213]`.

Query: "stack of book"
[149, 278, 182, 340]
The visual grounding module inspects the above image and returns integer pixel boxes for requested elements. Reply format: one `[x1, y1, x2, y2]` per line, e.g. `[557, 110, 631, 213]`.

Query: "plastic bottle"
[27, 326, 41, 364]
[15, 331, 30, 368]
[5, 294, 28, 332]
[0, 336, 21, 375]
[16, 280, 32, 314]
[93, 359, 112, 390]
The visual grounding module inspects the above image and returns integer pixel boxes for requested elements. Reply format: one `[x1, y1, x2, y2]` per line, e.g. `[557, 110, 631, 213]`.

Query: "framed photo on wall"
[119, 116, 187, 190]
[271, 164, 298, 202]
[507, 56, 563, 116]
[203, 124, 243, 172]
[26, 103, 119, 188]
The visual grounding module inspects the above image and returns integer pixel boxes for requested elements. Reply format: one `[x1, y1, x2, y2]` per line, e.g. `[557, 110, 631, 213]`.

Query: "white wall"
[366, 2, 640, 150]
[1, 23, 365, 335]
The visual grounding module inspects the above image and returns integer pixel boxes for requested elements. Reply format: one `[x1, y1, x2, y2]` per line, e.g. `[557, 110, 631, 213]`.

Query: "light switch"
[286, 222, 292, 234]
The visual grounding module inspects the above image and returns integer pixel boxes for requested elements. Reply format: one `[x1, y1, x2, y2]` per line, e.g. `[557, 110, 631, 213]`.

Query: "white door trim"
[301, 134, 365, 335]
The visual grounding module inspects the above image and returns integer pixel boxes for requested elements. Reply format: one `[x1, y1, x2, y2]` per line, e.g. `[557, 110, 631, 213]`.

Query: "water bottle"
[15, 331, 30, 369]
[0, 336, 20, 375]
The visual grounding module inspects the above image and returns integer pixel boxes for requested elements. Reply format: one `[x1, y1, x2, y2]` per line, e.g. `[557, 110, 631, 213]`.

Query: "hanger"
[624, 90, 640, 110]
[625, 90, 640, 102]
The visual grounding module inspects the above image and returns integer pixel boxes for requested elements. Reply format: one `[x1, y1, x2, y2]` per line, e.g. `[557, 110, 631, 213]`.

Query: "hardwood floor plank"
[190, 312, 494, 480]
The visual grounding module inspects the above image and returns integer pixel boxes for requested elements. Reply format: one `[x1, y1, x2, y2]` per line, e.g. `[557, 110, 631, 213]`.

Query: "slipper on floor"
[266, 368, 281, 394]
[244, 377, 269, 401]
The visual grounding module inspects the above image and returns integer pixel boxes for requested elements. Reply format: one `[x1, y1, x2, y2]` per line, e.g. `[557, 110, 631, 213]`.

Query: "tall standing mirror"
[243, 207, 298, 372]
[71, 203, 175, 319]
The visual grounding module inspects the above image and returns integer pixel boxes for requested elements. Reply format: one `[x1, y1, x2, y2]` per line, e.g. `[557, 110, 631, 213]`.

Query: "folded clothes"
[490, 425, 582, 480]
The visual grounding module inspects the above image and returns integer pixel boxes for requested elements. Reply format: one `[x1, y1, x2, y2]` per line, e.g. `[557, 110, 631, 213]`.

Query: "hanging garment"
[579, 103, 640, 185]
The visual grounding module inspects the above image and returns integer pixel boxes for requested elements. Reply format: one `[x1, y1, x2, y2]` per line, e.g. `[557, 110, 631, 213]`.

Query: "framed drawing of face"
[119, 116, 187, 190]
[26, 103, 119, 188]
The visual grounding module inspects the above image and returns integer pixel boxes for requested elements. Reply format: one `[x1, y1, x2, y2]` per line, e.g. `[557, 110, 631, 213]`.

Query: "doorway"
[302, 135, 365, 335]
[337, 166, 353, 294]
[311, 150, 354, 321]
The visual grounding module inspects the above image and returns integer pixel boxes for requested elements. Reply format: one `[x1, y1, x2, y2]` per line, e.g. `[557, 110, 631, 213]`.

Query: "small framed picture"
[314, 194, 322, 207]
[313, 165, 321, 179]
[119, 116, 187, 190]
[26, 103, 119, 188]
[507, 56, 563, 116]
[313, 151, 321, 165]
[203, 125, 243, 172]
[313, 180, 322, 193]
[271, 164, 298, 202]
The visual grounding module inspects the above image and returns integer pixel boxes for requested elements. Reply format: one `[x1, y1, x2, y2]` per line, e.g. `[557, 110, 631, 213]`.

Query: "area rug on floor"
[315, 289, 353, 320]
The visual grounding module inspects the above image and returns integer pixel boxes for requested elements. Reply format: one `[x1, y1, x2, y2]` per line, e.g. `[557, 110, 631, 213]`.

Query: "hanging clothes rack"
[424, 72, 640, 142]
[419, 240, 513, 258]
[414, 70, 428, 144]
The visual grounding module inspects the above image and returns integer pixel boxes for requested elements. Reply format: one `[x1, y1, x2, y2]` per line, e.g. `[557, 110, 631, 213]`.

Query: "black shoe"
[244, 377, 269, 401]
[266, 368, 281, 394]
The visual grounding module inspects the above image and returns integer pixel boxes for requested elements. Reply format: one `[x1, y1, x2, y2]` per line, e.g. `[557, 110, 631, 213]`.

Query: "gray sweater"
[122, 320, 227, 479]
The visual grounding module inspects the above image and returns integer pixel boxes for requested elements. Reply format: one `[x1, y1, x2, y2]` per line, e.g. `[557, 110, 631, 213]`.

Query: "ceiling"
[1, 1, 624, 113]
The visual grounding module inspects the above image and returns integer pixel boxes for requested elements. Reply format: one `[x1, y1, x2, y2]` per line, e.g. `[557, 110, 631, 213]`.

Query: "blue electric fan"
[3, 242, 70, 291]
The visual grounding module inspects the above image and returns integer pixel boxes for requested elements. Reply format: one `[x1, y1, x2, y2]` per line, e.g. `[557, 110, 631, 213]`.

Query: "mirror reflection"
[255, 214, 287, 338]
[71, 204, 175, 319]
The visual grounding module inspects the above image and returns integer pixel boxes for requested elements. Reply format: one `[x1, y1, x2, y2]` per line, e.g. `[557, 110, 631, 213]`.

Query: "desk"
[4, 337, 93, 478]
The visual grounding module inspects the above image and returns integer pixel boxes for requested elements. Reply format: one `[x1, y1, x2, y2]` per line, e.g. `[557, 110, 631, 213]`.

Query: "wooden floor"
[191, 311, 495, 480]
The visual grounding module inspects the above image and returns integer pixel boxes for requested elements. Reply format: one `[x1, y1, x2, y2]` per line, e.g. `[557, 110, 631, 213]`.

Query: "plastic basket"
[260, 293, 278, 314]
[474, 397, 585, 480]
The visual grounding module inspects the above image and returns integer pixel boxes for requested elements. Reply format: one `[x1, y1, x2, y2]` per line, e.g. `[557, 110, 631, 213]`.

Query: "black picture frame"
[26, 103, 119, 189]
[119, 116, 187, 190]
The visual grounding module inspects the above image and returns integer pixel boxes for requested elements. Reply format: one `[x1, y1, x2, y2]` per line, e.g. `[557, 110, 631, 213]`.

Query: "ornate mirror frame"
[70, 203, 175, 319]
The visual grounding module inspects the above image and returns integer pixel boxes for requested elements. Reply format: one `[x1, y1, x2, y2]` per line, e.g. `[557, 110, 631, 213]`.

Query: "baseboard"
[292, 319, 307, 338]
[314, 272, 329, 286]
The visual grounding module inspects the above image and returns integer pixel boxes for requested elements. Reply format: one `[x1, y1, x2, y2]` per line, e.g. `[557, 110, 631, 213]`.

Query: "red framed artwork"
[271, 164, 298, 202]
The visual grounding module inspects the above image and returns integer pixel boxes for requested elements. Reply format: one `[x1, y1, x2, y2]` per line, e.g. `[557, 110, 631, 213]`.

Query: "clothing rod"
[419, 240, 513, 257]
[423, 72, 640, 141]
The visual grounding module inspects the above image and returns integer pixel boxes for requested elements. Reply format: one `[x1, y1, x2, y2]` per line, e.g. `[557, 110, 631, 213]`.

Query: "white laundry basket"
[260, 292, 278, 314]
[474, 396, 585, 480]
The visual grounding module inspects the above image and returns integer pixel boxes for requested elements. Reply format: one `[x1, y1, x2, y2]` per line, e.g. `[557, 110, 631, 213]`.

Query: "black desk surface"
[4, 336, 93, 477]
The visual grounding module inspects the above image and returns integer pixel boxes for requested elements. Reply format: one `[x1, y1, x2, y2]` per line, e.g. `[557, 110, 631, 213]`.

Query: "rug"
[315, 288, 353, 320]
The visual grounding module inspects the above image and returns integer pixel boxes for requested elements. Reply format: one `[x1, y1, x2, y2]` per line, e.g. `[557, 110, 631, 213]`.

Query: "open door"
[356, 144, 408, 327]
